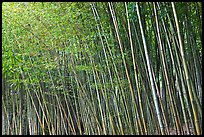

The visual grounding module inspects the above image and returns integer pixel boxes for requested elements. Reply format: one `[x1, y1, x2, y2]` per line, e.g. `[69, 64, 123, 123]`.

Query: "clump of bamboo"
[2, 2, 202, 135]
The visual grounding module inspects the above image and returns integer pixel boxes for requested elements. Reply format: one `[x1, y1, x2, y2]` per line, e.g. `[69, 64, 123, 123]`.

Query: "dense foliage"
[2, 2, 202, 135]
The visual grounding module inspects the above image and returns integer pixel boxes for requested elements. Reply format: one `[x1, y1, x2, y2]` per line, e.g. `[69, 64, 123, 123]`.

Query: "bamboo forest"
[2, 2, 202, 135]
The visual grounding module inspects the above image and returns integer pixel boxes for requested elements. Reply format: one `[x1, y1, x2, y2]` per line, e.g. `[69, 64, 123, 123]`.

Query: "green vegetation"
[2, 2, 202, 135]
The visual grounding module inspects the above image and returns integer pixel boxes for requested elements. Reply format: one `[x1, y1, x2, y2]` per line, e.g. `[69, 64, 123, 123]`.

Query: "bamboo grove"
[2, 2, 202, 135]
